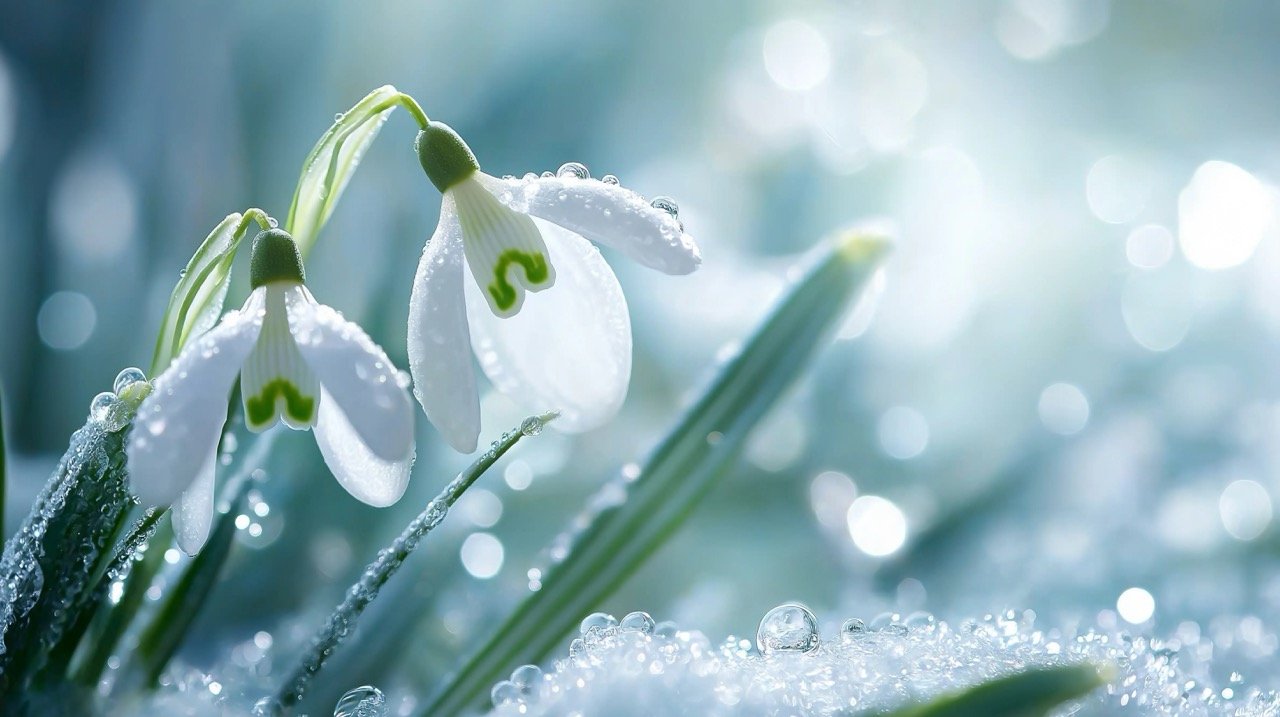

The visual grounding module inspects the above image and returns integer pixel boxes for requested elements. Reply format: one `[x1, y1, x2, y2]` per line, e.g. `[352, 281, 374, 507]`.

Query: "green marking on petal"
[244, 379, 316, 430]
[488, 250, 551, 312]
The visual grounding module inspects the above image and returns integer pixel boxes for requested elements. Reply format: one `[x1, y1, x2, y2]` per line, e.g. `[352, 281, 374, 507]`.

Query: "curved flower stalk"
[408, 121, 702, 453]
[127, 229, 416, 554]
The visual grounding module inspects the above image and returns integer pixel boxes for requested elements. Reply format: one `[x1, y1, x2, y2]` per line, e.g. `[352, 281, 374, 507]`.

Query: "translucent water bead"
[650, 196, 679, 217]
[620, 611, 656, 634]
[113, 366, 146, 394]
[601, 174, 620, 185]
[89, 392, 130, 433]
[333, 685, 386, 717]
[556, 162, 590, 179]
[580, 612, 619, 635]
[756, 603, 820, 655]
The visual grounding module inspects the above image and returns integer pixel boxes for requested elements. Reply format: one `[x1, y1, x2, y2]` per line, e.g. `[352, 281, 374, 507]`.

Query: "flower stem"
[266, 412, 557, 715]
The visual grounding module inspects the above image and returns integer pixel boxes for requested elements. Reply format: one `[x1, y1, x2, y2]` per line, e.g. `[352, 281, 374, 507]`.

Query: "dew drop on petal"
[756, 603, 820, 655]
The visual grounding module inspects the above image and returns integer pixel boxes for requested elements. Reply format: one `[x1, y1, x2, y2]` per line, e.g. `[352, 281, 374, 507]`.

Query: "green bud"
[249, 229, 306, 288]
[416, 121, 480, 192]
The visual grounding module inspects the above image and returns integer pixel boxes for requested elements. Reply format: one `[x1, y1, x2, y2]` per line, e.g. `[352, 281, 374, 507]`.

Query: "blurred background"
[4, 0, 1280, 710]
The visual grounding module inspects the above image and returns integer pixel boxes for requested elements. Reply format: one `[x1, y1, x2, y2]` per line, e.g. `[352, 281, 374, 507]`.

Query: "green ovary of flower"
[245, 378, 316, 429]
[488, 249, 551, 312]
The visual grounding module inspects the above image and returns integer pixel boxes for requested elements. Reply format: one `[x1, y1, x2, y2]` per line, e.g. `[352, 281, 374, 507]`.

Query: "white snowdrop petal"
[465, 219, 632, 432]
[286, 286, 414, 463]
[314, 387, 414, 507]
[127, 290, 265, 508]
[479, 173, 701, 275]
[407, 202, 482, 453]
[171, 447, 217, 555]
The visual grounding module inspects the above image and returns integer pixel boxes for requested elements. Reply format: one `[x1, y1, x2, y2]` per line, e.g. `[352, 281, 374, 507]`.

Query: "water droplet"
[90, 392, 117, 422]
[557, 162, 590, 179]
[654, 620, 679, 638]
[113, 367, 146, 394]
[580, 612, 618, 635]
[333, 112, 346, 122]
[521, 416, 544, 436]
[333, 685, 385, 717]
[756, 603, 820, 655]
[602, 174, 620, 185]
[650, 196, 680, 217]
[267, 216, 279, 229]
[523, 172, 538, 180]
[869, 611, 909, 635]
[540, 171, 555, 178]
[502, 174, 515, 180]
[490, 680, 520, 707]
[840, 617, 867, 640]
[620, 611, 656, 634]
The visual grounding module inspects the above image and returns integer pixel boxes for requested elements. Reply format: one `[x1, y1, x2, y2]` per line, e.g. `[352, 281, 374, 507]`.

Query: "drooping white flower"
[127, 229, 416, 554]
[407, 122, 701, 453]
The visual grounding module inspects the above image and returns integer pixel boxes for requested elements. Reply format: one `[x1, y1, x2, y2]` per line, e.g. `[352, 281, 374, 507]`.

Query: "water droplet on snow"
[756, 603, 820, 655]
[580, 612, 618, 635]
[602, 174, 620, 185]
[113, 367, 146, 394]
[650, 196, 680, 217]
[491, 680, 520, 707]
[841, 617, 867, 639]
[620, 611, 656, 634]
[541, 171, 555, 178]
[557, 162, 590, 179]
[332, 685, 385, 717]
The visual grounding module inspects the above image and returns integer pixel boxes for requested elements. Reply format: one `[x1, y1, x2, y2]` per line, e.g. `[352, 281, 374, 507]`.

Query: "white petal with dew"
[465, 219, 632, 433]
[453, 175, 556, 317]
[407, 200, 482, 453]
[171, 447, 216, 555]
[314, 387, 414, 507]
[479, 173, 701, 275]
[127, 290, 265, 508]
[287, 285, 414, 462]
[241, 284, 319, 431]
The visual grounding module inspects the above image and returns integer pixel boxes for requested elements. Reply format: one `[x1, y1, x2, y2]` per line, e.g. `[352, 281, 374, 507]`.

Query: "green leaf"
[285, 85, 404, 257]
[422, 232, 890, 716]
[270, 413, 557, 713]
[0, 422, 134, 702]
[126, 481, 251, 688]
[150, 212, 256, 375]
[879, 663, 1105, 717]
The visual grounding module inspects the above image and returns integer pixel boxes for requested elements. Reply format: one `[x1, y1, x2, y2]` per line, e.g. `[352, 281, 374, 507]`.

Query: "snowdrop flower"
[127, 229, 416, 553]
[408, 121, 701, 452]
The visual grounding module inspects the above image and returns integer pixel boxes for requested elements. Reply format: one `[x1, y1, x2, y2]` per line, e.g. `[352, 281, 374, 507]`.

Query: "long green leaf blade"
[127, 481, 251, 688]
[880, 663, 1105, 717]
[269, 413, 556, 713]
[285, 85, 402, 256]
[423, 232, 889, 715]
